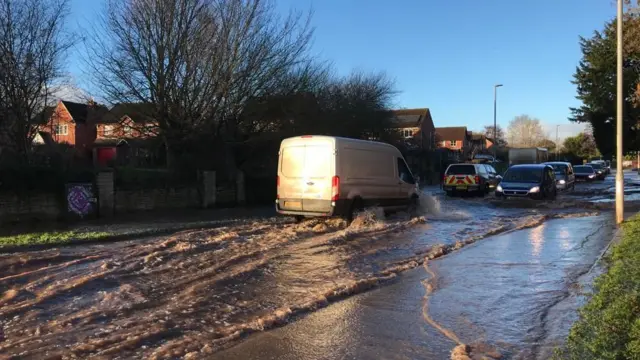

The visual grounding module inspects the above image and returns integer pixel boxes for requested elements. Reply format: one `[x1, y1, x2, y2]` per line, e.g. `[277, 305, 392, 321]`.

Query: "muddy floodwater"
[0, 172, 635, 359]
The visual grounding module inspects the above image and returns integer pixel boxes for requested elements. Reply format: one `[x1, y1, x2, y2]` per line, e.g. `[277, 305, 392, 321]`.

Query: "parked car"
[587, 163, 606, 180]
[574, 165, 597, 182]
[495, 164, 557, 200]
[443, 163, 499, 196]
[544, 161, 575, 191]
[276, 135, 420, 222]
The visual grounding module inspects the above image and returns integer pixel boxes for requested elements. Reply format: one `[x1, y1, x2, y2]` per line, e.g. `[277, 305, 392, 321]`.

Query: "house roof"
[61, 100, 109, 123]
[471, 133, 486, 141]
[31, 106, 55, 125]
[435, 127, 468, 141]
[101, 103, 155, 124]
[390, 108, 431, 128]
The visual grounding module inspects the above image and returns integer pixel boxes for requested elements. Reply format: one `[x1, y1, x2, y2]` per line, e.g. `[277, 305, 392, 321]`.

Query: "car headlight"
[529, 186, 540, 193]
[496, 184, 503, 192]
[589, 174, 595, 178]
[558, 179, 566, 184]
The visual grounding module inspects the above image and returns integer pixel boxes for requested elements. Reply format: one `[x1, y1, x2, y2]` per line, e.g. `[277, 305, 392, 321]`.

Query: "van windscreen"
[446, 165, 476, 175]
[281, 145, 331, 178]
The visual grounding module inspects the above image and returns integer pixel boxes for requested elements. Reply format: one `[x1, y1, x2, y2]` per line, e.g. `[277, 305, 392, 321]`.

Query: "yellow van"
[276, 135, 420, 222]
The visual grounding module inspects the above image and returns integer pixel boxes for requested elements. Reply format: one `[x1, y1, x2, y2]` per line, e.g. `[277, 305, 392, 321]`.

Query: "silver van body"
[544, 161, 575, 191]
[275, 135, 419, 219]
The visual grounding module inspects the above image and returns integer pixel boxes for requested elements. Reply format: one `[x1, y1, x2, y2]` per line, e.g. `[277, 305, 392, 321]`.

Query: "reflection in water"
[529, 223, 545, 257]
[559, 227, 571, 251]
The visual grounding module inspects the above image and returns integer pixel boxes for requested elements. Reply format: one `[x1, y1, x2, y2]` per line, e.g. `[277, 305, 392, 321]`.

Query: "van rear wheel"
[346, 198, 364, 224]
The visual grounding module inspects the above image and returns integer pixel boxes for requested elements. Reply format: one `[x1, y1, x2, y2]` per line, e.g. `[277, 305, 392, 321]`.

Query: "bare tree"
[85, 0, 315, 166]
[0, 0, 73, 158]
[482, 124, 507, 147]
[506, 115, 547, 147]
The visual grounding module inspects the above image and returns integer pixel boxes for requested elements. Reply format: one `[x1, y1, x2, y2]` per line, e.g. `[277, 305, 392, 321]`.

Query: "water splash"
[418, 193, 471, 221]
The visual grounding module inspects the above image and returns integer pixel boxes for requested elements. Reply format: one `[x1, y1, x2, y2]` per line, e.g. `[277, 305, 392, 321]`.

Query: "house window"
[123, 125, 133, 136]
[449, 140, 456, 147]
[402, 129, 413, 138]
[103, 125, 114, 136]
[54, 124, 68, 136]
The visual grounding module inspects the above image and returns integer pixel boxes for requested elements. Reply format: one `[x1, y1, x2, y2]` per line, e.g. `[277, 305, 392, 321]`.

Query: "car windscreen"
[446, 165, 476, 175]
[589, 163, 603, 170]
[547, 164, 567, 174]
[574, 166, 594, 174]
[502, 168, 543, 183]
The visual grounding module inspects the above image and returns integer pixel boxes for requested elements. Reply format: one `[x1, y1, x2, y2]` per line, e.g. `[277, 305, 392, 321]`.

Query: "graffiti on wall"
[66, 183, 96, 218]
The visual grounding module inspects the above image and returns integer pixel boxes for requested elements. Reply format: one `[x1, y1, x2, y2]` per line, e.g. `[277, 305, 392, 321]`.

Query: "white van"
[276, 135, 420, 221]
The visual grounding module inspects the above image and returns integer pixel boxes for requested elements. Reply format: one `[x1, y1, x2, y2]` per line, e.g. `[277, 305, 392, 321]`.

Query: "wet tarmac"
[0, 171, 636, 359]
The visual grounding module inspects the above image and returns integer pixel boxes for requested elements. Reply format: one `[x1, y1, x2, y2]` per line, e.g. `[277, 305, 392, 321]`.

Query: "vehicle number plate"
[285, 201, 301, 208]
[456, 185, 467, 190]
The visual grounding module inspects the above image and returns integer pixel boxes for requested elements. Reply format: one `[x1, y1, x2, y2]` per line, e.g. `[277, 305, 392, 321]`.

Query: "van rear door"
[279, 142, 333, 212]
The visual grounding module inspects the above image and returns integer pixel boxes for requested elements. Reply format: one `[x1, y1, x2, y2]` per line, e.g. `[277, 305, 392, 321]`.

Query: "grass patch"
[0, 231, 112, 247]
[556, 214, 640, 359]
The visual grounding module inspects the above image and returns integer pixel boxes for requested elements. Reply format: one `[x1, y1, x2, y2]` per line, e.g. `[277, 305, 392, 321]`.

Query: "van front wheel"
[407, 196, 419, 219]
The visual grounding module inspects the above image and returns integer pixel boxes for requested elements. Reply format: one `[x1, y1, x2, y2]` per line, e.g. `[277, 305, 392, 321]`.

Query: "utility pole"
[556, 125, 560, 161]
[616, 0, 624, 225]
[493, 84, 503, 161]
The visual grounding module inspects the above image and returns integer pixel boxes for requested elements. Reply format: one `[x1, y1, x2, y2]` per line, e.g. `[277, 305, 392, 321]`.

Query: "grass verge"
[0, 231, 112, 247]
[556, 214, 640, 359]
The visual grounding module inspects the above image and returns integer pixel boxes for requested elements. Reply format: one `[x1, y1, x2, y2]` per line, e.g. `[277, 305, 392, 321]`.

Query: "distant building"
[34, 99, 161, 166]
[435, 126, 469, 151]
[389, 108, 436, 150]
[36, 100, 109, 151]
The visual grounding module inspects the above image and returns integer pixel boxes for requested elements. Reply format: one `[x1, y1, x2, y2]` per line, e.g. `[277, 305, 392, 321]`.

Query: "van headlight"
[496, 184, 503, 192]
[529, 186, 540, 193]
[558, 180, 566, 185]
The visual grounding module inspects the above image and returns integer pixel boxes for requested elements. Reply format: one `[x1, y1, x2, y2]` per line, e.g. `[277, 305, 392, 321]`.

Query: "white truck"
[508, 147, 549, 165]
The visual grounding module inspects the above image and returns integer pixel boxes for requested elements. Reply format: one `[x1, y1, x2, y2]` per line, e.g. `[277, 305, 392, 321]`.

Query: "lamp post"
[556, 125, 560, 160]
[493, 84, 503, 160]
[616, 0, 624, 225]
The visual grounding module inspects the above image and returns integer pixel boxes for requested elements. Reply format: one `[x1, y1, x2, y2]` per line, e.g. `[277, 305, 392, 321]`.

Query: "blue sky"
[65, 0, 615, 140]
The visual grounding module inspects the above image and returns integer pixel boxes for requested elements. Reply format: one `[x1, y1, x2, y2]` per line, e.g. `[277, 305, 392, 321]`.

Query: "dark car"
[586, 163, 606, 180]
[495, 164, 557, 200]
[574, 165, 597, 182]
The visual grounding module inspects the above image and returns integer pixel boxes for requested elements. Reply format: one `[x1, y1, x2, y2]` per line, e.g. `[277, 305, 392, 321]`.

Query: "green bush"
[558, 214, 640, 359]
[0, 165, 95, 194]
[114, 167, 197, 190]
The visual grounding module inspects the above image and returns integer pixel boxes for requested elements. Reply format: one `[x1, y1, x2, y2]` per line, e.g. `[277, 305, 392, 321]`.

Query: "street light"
[616, 0, 624, 224]
[556, 125, 560, 160]
[493, 84, 503, 160]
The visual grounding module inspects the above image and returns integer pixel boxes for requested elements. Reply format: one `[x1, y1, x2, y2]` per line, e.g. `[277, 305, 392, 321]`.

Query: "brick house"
[93, 103, 160, 167]
[37, 100, 109, 151]
[96, 103, 159, 140]
[35, 100, 160, 166]
[435, 126, 469, 151]
[390, 108, 436, 150]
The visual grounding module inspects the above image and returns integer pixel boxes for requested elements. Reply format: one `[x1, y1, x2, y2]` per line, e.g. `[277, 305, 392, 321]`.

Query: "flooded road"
[0, 171, 636, 359]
